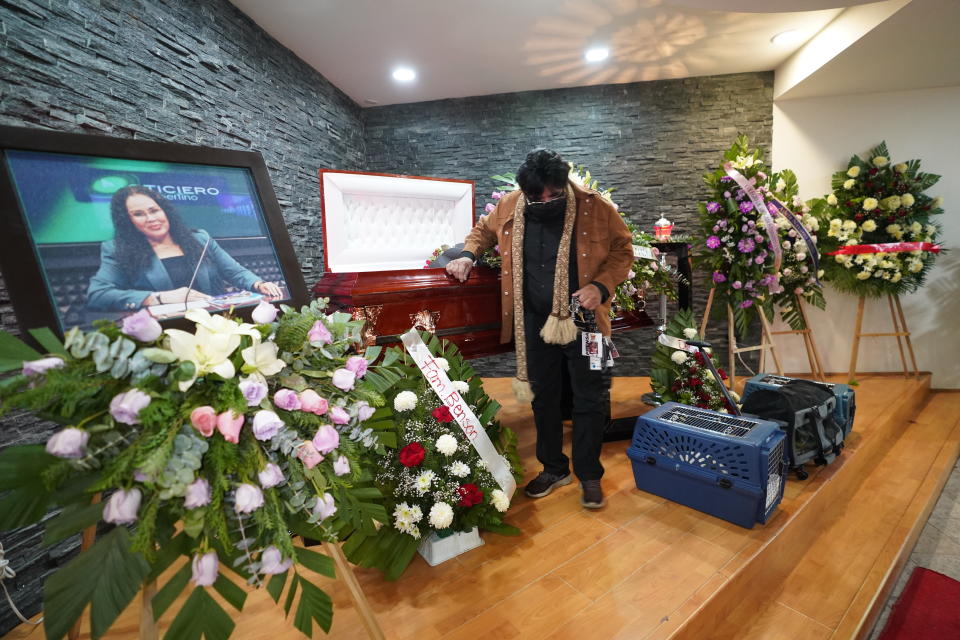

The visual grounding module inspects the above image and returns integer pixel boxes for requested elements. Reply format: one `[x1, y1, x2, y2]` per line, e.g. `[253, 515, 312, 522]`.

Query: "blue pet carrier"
[742, 374, 856, 438]
[627, 402, 787, 529]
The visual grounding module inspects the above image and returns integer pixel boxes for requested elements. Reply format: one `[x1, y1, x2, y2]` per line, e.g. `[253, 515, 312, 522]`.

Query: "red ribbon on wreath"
[826, 242, 941, 256]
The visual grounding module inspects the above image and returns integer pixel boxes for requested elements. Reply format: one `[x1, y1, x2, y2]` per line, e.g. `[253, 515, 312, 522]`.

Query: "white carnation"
[448, 461, 470, 478]
[428, 502, 454, 529]
[670, 351, 688, 365]
[862, 198, 878, 211]
[901, 193, 915, 207]
[434, 357, 450, 372]
[827, 194, 838, 206]
[843, 179, 855, 190]
[873, 156, 889, 167]
[894, 163, 908, 173]
[491, 489, 510, 513]
[861, 220, 877, 232]
[847, 166, 861, 178]
[910, 221, 923, 234]
[451, 380, 470, 394]
[932, 196, 943, 208]
[682, 328, 697, 340]
[435, 434, 458, 456]
[393, 391, 418, 412]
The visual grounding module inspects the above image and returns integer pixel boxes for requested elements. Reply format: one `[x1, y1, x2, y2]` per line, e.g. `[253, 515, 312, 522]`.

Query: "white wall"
[771, 86, 960, 388]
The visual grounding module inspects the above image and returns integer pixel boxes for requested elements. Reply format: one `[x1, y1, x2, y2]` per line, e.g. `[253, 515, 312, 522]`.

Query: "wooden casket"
[312, 170, 651, 359]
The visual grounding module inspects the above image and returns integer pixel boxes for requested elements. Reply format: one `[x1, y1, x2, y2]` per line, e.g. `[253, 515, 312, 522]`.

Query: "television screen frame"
[0, 124, 309, 337]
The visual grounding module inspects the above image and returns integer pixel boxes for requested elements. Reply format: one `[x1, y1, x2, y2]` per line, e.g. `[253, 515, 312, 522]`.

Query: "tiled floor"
[869, 458, 960, 638]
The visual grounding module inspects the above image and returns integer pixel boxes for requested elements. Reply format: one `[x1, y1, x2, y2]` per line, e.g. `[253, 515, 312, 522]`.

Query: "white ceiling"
[230, 0, 851, 107]
[777, 0, 960, 100]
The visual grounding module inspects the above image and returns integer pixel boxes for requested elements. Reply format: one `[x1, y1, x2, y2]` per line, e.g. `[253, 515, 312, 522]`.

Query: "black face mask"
[525, 195, 567, 219]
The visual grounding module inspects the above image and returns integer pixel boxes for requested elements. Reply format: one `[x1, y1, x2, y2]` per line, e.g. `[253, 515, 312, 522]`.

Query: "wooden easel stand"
[768, 295, 827, 381]
[701, 287, 783, 389]
[848, 294, 919, 382]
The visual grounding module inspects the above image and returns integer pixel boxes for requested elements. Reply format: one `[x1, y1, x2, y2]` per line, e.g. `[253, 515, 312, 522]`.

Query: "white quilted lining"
[323, 172, 474, 272]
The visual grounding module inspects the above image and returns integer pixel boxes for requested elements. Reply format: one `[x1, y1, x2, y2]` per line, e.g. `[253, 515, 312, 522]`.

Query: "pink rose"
[191, 551, 218, 587]
[22, 356, 65, 377]
[296, 441, 324, 469]
[109, 389, 152, 425]
[356, 401, 375, 422]
[252, 409, 283, 441]
[331, 368, 356, 391]
[103, 488, 141, 524]
[234, 483, 264, 514]
[307, 320, 332, 345]
[251, 300, 278, 324]
[120, 309, 162, 342]
[273, 389, 301, 411]
[313, 492, 337, 521]
[328, 406, 350, 425]
[345, 355, 368, 378]
[216, 410, 245, 444]
[258, 462, 285, 489]
[238, 378, 269, 407]
[333, 455, 350, 476]
[46, 427, 88, 459]
[312, 424, 340, 454]
[260, 546, 293, 575]
[299, 389, 328, 415]
[190, 406, 218, 437]
[184, 477, 211, 509]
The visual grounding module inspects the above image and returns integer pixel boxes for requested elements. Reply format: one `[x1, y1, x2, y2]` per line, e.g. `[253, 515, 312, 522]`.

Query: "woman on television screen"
[86, 186, 283, 311]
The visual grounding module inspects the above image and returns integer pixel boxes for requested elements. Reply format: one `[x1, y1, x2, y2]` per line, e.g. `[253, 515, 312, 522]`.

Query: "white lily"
[165, 326, 241, 390]
[241, 340, 285, 378]
[185, 309, 259, 339]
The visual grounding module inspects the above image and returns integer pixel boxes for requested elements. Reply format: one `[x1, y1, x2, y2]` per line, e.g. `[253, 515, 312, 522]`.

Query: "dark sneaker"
[524, 471, 572, 498]
[580, 479, 605, 509]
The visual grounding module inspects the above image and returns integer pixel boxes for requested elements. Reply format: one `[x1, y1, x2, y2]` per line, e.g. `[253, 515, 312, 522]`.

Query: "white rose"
[901, 193, 915, 207]
[861, 220, 877, 232]
[435, 434, 458, 456]
[491, 489, 510, 513]
[795, 252, 807, 262]
[862, 198, 878, 211]
[843, 179, 855, 190]
[847, 166, 861, 178]
[670, 351, 688, 365]
[827, 194, 838, 206]
[682, 328, 697, 340]
[428, 502, 454, 529]
[873, 156, 889, 167]
[393, 390, 418, 412]
[451, 380, 470, 395]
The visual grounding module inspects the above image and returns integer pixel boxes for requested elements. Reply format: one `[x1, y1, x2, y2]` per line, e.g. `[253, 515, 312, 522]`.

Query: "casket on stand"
[312, 170, 513, 357]
[312, 170, 653, 357]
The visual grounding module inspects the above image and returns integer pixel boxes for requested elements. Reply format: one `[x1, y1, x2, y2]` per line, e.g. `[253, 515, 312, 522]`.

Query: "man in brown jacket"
[446, 150, 633, 508]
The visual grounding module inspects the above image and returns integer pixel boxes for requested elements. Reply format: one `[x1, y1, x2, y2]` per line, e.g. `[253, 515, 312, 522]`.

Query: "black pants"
[525, 311, 606, 481]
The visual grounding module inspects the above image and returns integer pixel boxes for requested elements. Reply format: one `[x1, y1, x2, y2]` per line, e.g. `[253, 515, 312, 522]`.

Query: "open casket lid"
[319, 170, 475, 273]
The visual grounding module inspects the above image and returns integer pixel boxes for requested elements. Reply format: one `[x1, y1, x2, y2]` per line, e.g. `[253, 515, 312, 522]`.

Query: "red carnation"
[398, 442, 426, 467]
[431, 405, 454, 423]
[689, 377, 702, 387]
[717, 368, 728, 381]
[457, 483, 484, 507]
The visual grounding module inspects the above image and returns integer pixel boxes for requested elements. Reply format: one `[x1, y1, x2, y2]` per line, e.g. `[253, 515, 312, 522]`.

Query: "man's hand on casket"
[572, 284, 602, 310]
[446, 257, 474, 282]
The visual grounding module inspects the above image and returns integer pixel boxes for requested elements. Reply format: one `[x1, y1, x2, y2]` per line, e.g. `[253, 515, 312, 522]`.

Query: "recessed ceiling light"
[584, 47, 609, 63]
[771, 30, 801, 46]
[392, 67, 416, 82]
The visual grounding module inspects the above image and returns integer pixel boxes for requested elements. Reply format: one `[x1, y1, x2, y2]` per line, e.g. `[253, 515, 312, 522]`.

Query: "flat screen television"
[0, 125, 309, 336]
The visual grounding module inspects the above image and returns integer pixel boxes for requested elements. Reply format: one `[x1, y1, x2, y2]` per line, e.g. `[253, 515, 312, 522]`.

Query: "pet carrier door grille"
[632, 425, 752, 478]
[659, 405, 761, 438]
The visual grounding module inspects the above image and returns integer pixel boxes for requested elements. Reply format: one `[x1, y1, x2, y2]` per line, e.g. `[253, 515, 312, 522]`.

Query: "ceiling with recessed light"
[228, 1, 892, 107]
